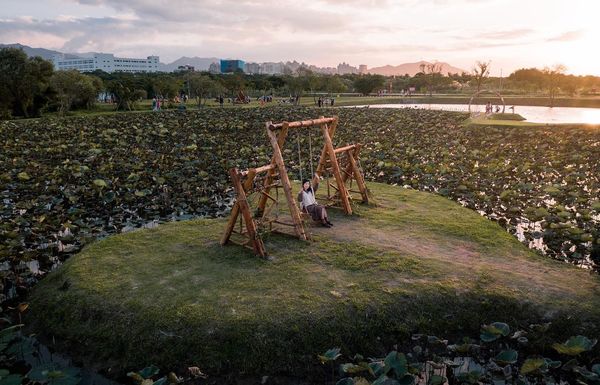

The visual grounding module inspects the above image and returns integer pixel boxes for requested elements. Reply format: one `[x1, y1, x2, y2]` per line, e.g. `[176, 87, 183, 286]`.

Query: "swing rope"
[297, 130, 316, 181]
[297, 133, 303, 181]
[308, 130, 314, 177]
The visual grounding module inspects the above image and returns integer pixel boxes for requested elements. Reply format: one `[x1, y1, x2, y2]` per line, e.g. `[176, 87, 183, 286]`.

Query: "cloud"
[449, 28, 533, 41]
[547, 30, 584, 42]
[1, 0, 596, 74]
[479, 29, 533, 40]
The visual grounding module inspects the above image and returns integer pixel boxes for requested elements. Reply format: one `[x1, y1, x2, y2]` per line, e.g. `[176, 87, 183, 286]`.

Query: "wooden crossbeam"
[333, 144, 357, 154]
[269, 117, 337, 130]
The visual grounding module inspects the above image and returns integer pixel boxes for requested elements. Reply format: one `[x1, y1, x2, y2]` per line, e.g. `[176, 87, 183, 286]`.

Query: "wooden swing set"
[220, 116, 369, 257]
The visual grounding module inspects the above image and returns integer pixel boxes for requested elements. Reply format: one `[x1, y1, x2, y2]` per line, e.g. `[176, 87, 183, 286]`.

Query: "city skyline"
[1, 0, 598, 76]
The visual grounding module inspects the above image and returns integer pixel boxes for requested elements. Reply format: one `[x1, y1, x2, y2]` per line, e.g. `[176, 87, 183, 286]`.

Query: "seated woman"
[297, 174, 333, 227]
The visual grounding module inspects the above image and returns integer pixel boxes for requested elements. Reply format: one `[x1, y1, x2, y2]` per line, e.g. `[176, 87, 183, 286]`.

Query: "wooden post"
[221, 201, 240, 245]
[243, 169, 257, 192]
[266, 127, 307, 240]
[321, 122, 352, 214]
[312, 116, 336, 187]
[257, 121, 289, 215]
[229, 168, 266, 257]
[347, 145, 369, 203]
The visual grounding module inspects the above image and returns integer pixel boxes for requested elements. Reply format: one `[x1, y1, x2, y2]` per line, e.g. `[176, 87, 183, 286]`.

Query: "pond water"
[352, 104, 600, 124]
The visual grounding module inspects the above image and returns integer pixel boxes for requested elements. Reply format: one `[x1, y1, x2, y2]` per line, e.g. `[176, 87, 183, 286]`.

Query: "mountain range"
[0, 43, 81, 60]
[0, 43, 466, 75]
[368, 61, 466, 76]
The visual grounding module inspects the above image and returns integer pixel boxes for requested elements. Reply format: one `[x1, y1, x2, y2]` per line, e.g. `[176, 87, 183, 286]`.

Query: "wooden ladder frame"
[220, 116, 369, 257]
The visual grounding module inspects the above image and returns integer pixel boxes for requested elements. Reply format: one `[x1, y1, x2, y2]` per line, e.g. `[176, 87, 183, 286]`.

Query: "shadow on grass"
[27, 283, 600, 383]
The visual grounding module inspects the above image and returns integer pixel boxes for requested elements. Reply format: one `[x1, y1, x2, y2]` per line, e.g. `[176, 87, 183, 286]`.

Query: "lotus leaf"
[383, 351, 408, 377]
[493, 349, 518, 365]
[520, 358, 546, 375]
[1, 107, 599, 331]
[480, 322, 510, 342]
[319, 347, 341, 363]
[552, 335, 597, 356]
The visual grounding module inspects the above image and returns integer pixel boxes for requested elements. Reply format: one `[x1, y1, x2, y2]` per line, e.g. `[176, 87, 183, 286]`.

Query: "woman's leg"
[323, 207, 332, 225]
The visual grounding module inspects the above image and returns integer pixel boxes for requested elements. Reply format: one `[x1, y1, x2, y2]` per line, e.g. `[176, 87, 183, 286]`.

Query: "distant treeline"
[1, 47, 599, 119]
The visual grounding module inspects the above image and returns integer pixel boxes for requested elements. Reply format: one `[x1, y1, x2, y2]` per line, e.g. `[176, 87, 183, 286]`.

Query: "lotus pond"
[0, 107, 599, 295]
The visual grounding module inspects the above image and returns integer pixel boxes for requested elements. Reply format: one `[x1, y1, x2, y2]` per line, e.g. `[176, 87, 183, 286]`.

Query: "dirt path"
[307, 214, 598, 301]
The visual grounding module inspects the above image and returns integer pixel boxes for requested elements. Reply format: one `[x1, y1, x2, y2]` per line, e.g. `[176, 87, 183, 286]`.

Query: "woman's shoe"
[322, 221, 331, 228]
[326, 220, 333, 226]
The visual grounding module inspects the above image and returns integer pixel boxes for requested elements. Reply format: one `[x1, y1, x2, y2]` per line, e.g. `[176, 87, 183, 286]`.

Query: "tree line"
[1, 47, 599, 119]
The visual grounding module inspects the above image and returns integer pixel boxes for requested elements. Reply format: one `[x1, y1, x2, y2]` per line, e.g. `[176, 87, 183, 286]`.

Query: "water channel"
[352, 103, 600, 124]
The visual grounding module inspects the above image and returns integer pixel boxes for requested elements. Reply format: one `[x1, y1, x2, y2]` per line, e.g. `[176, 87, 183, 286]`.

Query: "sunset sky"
[1, 0, 598, 76]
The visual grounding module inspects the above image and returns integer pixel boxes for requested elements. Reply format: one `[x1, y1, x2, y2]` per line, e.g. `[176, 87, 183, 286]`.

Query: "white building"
[337, 62, 358, 75]
[260, 62, 284, 75]
[245, 62, 261, 74]
[52, 53, 160, 73]
[208, 62, 220, 74]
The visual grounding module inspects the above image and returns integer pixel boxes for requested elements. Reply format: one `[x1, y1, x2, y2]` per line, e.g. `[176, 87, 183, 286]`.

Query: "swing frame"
[220, 116, 369, 257]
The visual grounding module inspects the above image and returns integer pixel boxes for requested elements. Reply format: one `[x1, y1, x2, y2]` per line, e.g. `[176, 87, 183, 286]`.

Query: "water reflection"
[353, 104, 600, 124]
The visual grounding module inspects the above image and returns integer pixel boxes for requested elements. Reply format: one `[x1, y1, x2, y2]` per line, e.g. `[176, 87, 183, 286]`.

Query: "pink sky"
[1, 0, 598, 76]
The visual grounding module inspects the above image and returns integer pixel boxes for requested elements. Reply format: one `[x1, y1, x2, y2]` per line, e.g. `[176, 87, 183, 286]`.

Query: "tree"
[297, 68, 321, 103]
[50, 70, 103, 115]
[472, 61, 491, 93]
[107, 77, 145, 110]
[353, 75, 385, 96]
[151, 75, 180, 99]
[560, 74, 578, 96]
[508, 68, 546, 93]
[250, 76, 273, 97]
[420, 63, 443, 96]
[0, 48, 54, 118]
[283, 75, 304, 104]
[543, 64, 566, 107]
[322, 75, 347, 95]
[220, 73, 246, 98]
[187, 74, 221, 105]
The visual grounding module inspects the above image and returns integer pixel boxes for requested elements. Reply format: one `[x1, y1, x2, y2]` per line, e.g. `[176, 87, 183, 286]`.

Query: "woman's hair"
[302, 179, 313, 193]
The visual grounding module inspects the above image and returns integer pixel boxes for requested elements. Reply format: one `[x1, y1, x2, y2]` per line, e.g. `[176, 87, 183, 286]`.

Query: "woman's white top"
[300, 189, 317, 210]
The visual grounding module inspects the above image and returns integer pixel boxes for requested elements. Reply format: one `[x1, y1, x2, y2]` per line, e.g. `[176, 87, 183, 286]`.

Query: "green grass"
[488, 113, 525, 121]
[28, 183, 600, 377]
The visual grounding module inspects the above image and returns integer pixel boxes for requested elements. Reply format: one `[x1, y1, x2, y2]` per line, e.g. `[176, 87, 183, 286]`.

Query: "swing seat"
[300, 207, 311, 221]
[300, 206, 324, 225]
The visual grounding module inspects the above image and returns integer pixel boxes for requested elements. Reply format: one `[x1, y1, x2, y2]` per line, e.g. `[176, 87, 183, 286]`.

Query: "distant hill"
[368, 61, 466, 76]
[160, 56, 220, 72]
[0, 43, 80, 60]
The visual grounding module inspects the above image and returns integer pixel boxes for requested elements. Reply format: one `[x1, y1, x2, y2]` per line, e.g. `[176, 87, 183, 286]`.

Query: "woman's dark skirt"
[305, 204, 325, 221]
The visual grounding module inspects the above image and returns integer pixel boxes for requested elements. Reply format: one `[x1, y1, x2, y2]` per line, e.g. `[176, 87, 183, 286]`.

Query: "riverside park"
[1, 105, 599, 385]
[2, 1, 600, 384]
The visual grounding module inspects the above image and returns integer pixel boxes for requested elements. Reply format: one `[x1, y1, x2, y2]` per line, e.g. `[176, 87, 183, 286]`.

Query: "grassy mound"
[28, 183, 600, 377]
[488, 113, 526, 121]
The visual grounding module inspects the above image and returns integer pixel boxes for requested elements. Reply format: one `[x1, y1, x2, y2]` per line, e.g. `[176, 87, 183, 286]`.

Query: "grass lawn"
[28, 182, 600, 378]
